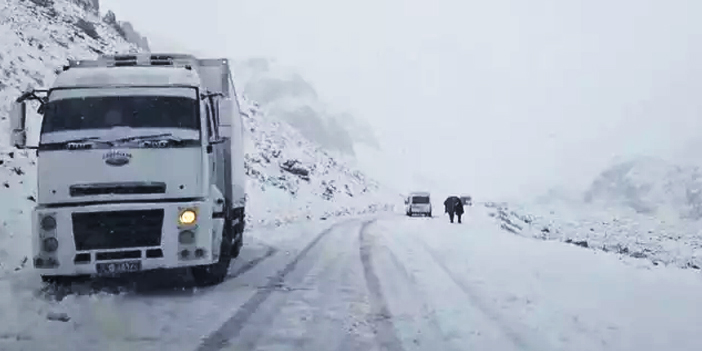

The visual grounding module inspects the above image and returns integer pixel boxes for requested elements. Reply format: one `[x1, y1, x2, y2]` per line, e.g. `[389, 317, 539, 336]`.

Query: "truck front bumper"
[32, 199, 223, 277]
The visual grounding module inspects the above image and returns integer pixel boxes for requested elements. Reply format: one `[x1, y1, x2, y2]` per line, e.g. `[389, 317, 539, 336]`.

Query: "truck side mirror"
[9, 101, 27, 149]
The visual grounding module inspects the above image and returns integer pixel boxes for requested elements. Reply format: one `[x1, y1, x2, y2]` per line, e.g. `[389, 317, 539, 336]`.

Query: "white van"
[405, 192, 432, 217]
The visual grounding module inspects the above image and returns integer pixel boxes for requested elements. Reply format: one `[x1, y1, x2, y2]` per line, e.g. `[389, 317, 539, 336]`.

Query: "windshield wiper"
[44, 137, 113, 146]
[60, 137, 108, 144]
[39, 136, 114, 150]
[110, 133, 182, 144]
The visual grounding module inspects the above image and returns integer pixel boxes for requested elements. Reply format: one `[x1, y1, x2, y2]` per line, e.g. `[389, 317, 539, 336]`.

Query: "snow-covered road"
[5, 209, 702, 351]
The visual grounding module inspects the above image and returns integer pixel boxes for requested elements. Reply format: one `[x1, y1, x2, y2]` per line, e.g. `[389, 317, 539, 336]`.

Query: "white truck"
[8, 53, 246, 286]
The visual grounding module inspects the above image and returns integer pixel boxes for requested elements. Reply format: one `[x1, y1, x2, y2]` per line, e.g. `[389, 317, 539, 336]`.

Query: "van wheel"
[192, 220, 232, 286]
[41, 275, 89, 286]
[41, 275, 70, 285]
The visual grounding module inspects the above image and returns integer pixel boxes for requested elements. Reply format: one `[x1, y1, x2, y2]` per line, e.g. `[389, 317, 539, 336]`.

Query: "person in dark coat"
[454, 198, 465, 223]
[444, 196, 460, 223]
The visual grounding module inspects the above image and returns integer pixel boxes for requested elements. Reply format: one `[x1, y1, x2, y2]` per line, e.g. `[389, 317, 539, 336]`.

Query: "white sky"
[100, 0, 702, 200]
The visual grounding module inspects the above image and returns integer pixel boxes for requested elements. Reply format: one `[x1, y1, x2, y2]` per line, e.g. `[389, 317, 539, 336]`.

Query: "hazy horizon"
[101, 0, 702, 201]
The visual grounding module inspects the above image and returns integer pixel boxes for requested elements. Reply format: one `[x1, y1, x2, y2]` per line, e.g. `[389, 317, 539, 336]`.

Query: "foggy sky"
[101, 0, 702, 201]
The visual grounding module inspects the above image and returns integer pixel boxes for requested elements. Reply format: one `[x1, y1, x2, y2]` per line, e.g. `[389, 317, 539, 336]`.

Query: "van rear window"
[412, 196, 430, 204]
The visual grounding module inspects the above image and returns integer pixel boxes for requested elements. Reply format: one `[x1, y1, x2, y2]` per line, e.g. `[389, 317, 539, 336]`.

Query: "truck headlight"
[178, 209, 197, 225]
[40, 215, 56, 231]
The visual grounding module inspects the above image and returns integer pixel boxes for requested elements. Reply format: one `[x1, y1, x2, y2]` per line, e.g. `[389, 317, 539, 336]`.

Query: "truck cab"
[8, 53, 246, 286]
[405, 192, 432, 217]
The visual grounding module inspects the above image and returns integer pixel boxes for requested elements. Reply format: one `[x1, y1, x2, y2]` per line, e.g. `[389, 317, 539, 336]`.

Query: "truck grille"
[70, 182, 166, 197]
[72, 209, 164, 251]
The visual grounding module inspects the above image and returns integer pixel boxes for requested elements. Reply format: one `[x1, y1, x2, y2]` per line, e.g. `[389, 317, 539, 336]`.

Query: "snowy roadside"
[483, 201, 702, 271]
[0, 148, 36, 278]
[374, 212, 702, 351]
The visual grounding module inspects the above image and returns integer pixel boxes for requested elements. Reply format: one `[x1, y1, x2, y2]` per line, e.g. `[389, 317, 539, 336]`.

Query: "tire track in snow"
[359, 220, 406, 351]
[413, 236, 536, 351]
[195, 220, 355, 351]
[230, 222, 364, 351]
[227, 245, 278, 280]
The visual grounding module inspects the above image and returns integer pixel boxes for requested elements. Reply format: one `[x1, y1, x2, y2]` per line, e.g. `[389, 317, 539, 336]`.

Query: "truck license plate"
[96, 261, 141, 275]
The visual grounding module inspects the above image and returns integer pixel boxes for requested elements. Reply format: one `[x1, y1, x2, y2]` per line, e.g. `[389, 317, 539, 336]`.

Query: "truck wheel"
[231, 233, 243, 258]
[192, 220, 233, 286]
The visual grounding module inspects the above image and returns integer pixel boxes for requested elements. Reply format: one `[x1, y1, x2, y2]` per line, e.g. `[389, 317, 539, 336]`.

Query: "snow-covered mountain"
[584, 156, 702, 220]
[0, 0, 397, 276]
[233, 57, 446, 196]
[239, 95, 397, 227]
[233, 57, 381, 157]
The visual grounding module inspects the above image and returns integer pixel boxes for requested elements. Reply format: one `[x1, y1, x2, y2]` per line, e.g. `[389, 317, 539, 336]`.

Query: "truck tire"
[192, 218, 233, 286]
[231, 210, 244, 258]
[231, 232, 243, 258]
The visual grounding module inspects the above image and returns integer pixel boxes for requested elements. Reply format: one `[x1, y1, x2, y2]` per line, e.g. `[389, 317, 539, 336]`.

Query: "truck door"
[205, 97, 227, 203]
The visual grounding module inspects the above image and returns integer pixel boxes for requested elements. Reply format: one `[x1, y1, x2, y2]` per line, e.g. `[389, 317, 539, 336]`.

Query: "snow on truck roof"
[51, 53, 234, 97]
[52, 66, 202, 89]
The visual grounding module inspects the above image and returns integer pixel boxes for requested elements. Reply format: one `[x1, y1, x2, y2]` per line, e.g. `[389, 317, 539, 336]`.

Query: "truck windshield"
[412, 196, 430, 204]
[41, 95, 200, 133]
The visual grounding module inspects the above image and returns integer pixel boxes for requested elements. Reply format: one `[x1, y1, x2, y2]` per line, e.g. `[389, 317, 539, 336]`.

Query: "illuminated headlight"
[42, 237, 59, 252]
[40, 215, 56, 231]
[178, 209, 197, 225]
[179, 230, 195, 244]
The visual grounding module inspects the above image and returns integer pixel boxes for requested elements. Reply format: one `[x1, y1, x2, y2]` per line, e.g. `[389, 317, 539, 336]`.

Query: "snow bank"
[239, 95, 397, 230]
[0, 149, 35, 277]
[480, 156, 702, 270]
[484, 196, 702, 271]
